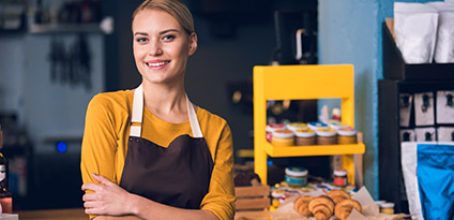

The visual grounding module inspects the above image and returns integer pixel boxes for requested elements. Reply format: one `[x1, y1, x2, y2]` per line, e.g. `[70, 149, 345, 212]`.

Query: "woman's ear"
[188, 32, 198, 56]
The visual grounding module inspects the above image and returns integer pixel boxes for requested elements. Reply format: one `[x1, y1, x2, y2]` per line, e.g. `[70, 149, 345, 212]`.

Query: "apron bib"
[119, 85, 214, 209]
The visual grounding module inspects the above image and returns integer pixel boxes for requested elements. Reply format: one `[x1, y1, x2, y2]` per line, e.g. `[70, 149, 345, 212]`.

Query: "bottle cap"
[380, 202, 395, 208]
[285, 167, 308, 177]
[334, 169, 347, 176]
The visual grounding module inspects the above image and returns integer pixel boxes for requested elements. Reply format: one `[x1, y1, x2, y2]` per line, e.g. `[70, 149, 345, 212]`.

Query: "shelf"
[264, 142, 365, 157]
[28, 23, 105, 34]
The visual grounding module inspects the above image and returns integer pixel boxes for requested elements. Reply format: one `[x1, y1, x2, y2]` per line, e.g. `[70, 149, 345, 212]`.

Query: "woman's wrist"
[127, 193, 142, 216]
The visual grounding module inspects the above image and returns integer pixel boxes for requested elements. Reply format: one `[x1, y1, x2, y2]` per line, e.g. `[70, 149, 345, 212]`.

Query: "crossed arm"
[82, 174, 218, 220]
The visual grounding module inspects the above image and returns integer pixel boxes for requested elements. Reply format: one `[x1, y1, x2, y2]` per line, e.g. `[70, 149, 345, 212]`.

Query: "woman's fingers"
[85, 207, 102, 215]
[82, 183, 103, 192]
[83, 201, 101, 208]
[92, 173, 115, 187]
[82, 192, 98, 201]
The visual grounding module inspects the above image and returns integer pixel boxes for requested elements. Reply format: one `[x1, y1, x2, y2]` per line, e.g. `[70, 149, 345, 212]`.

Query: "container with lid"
[295, 128, 316, 146]
[328, 120, 346, 130]
[337, 127, 357, 144]
[271, 130, 294, 146]
[266, 123, 285, 142]
[379, 202, 395, 215]
[286, 122, 307, 132]
[315, 128, 337, 145]
[333, 169, 348, 187]
[308, 122, 328, 131]
[285, 167, 308, 188]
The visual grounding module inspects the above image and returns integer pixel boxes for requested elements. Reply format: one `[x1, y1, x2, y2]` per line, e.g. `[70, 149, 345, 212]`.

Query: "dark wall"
[104, 0, 317, 156]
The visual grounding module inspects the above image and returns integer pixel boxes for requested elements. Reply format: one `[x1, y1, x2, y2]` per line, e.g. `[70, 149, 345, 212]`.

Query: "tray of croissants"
[291, 190, 361, 220]
[271, 186, 407, 220]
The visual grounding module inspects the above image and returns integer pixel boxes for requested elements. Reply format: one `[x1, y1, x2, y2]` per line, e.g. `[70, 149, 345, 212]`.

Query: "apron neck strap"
[130, 84, 203, 138]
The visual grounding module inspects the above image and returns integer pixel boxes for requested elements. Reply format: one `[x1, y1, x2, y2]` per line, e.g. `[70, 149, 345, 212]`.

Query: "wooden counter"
[18, 208, 86, 220]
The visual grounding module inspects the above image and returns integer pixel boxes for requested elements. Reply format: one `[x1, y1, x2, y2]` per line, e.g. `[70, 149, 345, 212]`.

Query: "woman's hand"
[82, 174, 135, 216]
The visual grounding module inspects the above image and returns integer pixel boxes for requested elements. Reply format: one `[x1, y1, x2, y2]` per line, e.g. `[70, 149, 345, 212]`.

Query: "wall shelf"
[253, 64, 365, 186]
[264, 142, 365, 157]
[28, 23, 103, 34]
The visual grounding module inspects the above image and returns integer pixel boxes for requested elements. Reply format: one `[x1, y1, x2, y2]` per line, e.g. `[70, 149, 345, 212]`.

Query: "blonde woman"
[80, 1, 235, 219]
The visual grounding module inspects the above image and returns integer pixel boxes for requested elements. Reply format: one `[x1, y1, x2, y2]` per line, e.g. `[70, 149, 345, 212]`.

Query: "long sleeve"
[80, 94, 119, 188]
[200, 123, 235, 220]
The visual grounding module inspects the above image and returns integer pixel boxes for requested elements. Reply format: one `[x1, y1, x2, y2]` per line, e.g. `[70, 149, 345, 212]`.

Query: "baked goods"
[327, 189, 351, 204]
[293, 196, 313, 217]
[308, 195, 335, 220]
[334, 199, 362, 220]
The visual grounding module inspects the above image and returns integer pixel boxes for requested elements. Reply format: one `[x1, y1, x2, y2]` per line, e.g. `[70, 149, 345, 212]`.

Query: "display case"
[379, 19, 454, 213]
[253, 65, 365, 186]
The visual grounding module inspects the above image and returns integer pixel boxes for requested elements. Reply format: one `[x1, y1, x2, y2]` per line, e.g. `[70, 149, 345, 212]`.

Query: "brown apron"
[119, 85, 214, 209]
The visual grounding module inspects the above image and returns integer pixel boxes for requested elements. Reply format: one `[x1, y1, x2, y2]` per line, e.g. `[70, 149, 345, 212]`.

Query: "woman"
[80, 0, 235, 219]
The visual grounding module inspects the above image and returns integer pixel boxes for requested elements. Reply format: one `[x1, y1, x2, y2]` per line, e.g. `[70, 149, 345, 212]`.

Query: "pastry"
[293, 196, 313, 217]
[327, 189, 351, 204]
[308, 195, 335, 220]
[334, 199, 362, 220]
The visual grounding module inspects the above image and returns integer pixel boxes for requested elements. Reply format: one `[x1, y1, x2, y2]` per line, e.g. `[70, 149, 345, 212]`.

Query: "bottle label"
[0, 165, 5, 182]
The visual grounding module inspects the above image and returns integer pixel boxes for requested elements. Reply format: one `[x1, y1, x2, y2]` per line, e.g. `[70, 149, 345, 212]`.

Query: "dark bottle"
[0, 124, 12, 213]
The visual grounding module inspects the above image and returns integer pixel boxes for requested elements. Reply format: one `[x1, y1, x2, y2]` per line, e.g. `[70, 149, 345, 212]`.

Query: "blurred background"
[0, 0, 399, 211]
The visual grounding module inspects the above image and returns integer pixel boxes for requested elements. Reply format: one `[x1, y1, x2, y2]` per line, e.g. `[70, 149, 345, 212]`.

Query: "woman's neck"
[142, 80, 188, 124]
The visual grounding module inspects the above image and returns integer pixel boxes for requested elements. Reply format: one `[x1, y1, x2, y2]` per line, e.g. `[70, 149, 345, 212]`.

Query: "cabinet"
[253, 65, 365, 186]
[379, 19, 454, 213]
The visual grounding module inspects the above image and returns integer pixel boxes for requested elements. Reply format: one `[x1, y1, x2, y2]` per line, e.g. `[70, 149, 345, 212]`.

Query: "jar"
[266, 123, 285, 142]
[295, 128, 316, 146]
[286, 122, 307, 132]
[328, 120, 345, 130]
[333, 169, 348, 187]
[316, 128, 337, 145]
[285, 167, 308, 188]
[308, 122, 328, 131]
[271, 130, 294, 146]
[380, 202, 395, 215]
[337, 127, 357, 144]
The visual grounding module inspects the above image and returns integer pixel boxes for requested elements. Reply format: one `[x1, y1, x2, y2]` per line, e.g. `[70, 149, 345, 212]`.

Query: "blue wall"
[319, 0, 442, 198]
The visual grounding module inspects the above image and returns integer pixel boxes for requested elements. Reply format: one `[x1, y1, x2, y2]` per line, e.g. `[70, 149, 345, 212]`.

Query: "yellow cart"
[253, 64, 365, 186]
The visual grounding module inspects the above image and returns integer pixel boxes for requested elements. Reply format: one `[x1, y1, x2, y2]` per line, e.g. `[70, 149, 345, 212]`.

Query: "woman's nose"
[148, 41, 163, 56]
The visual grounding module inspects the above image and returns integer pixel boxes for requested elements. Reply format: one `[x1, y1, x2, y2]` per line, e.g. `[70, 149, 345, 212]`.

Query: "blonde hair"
[132, 0, 195, 35]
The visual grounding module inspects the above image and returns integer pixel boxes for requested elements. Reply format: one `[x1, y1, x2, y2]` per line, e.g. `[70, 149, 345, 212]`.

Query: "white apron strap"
[130, 84, 144, 137]
[186, 96, 203, 138]
[129, 84, 203, 138]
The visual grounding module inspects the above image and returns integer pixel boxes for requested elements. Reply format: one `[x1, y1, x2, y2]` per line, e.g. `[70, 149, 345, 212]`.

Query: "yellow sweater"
[80, 90, 235, 220]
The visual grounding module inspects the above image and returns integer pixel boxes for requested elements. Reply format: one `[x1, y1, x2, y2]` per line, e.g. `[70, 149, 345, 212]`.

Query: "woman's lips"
[145, 60, 170, 70]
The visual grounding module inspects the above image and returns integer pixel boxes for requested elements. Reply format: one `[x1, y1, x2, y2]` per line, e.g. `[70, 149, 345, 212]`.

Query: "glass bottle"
[0, 124, 12, 213]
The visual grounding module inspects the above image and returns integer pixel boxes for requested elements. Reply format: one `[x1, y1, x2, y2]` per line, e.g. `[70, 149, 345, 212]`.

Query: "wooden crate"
[235, 185, 270, 211]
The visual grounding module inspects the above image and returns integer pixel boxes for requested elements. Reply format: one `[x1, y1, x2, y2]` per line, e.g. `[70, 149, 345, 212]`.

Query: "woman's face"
[132, 9, 197, 85]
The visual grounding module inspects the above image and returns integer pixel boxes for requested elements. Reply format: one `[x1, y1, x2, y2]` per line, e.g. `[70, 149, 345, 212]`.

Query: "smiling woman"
[80, 1, 235, 220]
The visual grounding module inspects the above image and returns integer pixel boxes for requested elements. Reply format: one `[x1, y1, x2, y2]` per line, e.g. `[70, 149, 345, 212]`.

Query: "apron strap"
[186, 97, 203, 138]
[130, 84, 144, 137]
[130, 84, 203, 138]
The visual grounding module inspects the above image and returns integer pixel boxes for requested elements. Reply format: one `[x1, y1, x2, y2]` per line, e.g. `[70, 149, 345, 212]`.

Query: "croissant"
[327, 189, 351, 204]
[308, 195, 335, 220]
[334, 199, 362, 220]
[293, 196, 313, 217]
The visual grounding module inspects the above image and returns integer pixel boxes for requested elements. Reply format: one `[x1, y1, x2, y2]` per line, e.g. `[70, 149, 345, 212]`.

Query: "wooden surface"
[18, 208, 87, 220]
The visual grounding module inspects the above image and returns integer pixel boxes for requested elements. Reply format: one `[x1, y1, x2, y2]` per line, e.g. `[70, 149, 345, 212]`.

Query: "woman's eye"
[162, 35, 175, 42]
[136, 37, 148, 43]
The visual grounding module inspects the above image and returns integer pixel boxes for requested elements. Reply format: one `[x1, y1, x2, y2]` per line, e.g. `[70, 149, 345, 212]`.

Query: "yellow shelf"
[253, 65, 365, 186]
[264, 142, 365, 157]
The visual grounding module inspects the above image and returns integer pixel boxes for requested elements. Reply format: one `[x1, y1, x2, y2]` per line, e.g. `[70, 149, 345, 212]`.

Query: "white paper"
[394, 2, 438, 63]
[414, 92, 435, 126]
[401, 129, 416, 142]
[437, 127, 454, 142]
[401, 142, 424, 220]
[428, 2, 454, 63]
[400, 94, 413, 127]
[436, 91, 454, 124]
[415, 127, 436, 142]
